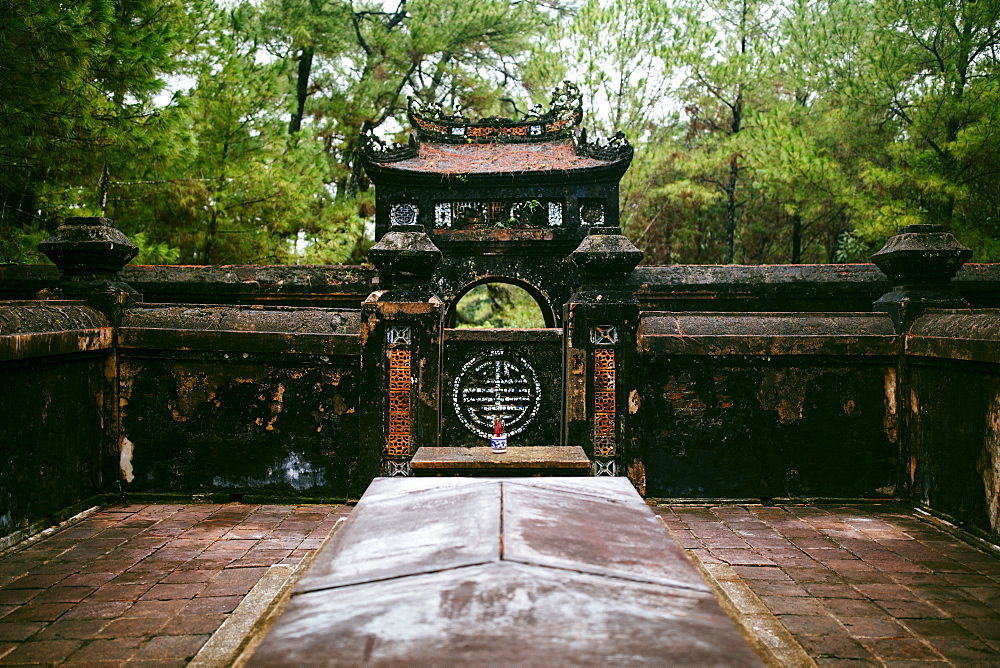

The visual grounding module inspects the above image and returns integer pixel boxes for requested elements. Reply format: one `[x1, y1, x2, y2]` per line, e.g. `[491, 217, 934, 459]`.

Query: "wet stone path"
[0, 499, 996, 665]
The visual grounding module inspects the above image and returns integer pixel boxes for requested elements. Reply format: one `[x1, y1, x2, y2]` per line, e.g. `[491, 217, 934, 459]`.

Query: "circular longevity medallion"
[452, 352, 541, 439]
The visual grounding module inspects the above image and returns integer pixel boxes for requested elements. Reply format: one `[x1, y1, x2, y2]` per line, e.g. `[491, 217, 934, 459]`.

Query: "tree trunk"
[202, 208, 218, 264]
[724, 156, 739, 264]
[288, 47, 314, 135]
[791, 213, 802, 263]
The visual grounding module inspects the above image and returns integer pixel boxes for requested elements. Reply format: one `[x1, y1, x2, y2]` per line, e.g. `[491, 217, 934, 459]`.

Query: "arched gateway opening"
[447, 278, 554, 329]
[442, 278, 562, 447]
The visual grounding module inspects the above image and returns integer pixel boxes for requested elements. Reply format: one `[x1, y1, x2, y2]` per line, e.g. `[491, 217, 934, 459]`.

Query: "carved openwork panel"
[432, 200, 562, 230]
[451, 350, 541, 439]
[386, 346, 412, 458]
[441, 334, 561, 447]
[592, 342, 617, 458]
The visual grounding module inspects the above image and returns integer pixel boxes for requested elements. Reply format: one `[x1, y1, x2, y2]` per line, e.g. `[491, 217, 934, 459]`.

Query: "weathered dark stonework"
[872, 224, 973, 331]
[565, 225, 643, 481]
[5, 89, 1000, 547]
[368, 223, 443, 297]
[36, 216, 141, 325]
[362, 83, 632, 326]
[38, 216, 138, 277]
[0, 302, 114, 539]
[902, 310, 1000, 537]
[116, 303, 362, 499]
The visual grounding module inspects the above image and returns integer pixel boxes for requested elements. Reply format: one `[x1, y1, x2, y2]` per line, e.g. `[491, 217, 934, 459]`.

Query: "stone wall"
[116, 304, 362, 500]
[0, 303, 114, 541]
[904, 310, 1000, 537]
[3, 222, 1000, 544]
[636, 313, 900, 500]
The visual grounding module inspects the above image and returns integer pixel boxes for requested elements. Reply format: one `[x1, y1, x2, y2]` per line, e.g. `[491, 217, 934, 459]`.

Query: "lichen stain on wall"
[119, 437, 135, 483]
[756, 368, 821, 424]
[883, 367, 898, 443]
[211, 452, 326, 491]
[255, 383, 285, 431]
[168, 369, 221, 422]
[979, 382, 1000, 534]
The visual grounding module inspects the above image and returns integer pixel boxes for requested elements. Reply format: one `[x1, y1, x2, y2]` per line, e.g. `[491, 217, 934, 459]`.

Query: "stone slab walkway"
[654, 503, 1000, 666]
[250, 478, 760, 665]
[0, 499, 997, 665]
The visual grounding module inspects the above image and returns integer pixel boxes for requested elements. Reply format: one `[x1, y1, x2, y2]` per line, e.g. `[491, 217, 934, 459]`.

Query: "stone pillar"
[36, 216, 140, 494]
[565, 225, 643, 486]
[37, 216, 141, 324]
[357, 223, 444, 490]
[871, 224, 972, 332]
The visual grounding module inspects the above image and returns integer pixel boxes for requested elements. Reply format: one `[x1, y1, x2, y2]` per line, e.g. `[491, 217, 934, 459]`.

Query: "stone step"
[409, 445, 591, 476]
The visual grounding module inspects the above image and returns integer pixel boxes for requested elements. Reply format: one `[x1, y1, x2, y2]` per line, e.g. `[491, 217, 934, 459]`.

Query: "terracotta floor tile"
[902, 618, 975, 638]
[0, 638, 82, 664]
[139, 583, 206, 601]
[1, 601, 74, 622]
[783, 567, 844, 584]
[837, 614, 908, 639]
[930, 636, 1000, 661]
[0, 621, 46, 642]
[777, 613, 845, 636]
[33, 585, 97, 603]
[759, 594, 829, 615]
[95, 616, 168, 638]
[851, 583, 914, 601]
[860, 637, 942, 661]
[159, 612, 227, 635]
[121, 600, 189, 619]
[0, 587, 43, 605]
[800, 634, 878, 661]
[876, 599, 949, 619]
[60, 600, 133, 620]
[61, 571, 117, 587]
[956, 617, 1000, 640]
[64, 636, 143, 662]
[134, 633, 210, 661]
[824, 597, 888, 617]
[89, 583, 155, 601]
[731, 565, 793, 581]
[32, 618, 110, 640]
[926, 599, 995, 618]
[4, 573, 66, 589]
[747, 580, 810, 597]
[181, 595, 242, 615]
[159, 569, 216, 584]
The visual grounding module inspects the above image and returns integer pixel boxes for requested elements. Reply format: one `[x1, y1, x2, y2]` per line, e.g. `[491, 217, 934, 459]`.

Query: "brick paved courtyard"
[655, 503, 1000, 665]
[0, 504, 349, 665]
[0, 500, 997, 665]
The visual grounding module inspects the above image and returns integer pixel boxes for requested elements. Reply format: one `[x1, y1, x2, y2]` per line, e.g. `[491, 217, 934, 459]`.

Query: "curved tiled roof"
[380, 140, 613, 174]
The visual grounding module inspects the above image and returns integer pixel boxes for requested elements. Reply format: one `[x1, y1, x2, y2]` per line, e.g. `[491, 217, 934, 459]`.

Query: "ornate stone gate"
[356, 84, 643, 480]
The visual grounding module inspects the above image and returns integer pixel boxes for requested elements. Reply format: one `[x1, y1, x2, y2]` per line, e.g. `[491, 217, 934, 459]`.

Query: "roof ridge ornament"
[576, 128, 633, 162]
[406, 81, 583, 144]
[362, 132, 419, 163]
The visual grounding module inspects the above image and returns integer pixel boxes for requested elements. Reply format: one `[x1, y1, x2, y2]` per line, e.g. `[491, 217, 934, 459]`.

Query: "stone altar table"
[409, 445, 591, 476]
[248, 477, 762, 665]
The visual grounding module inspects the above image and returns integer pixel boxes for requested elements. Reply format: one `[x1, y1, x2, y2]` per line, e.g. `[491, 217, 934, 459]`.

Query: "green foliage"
[611, 0, 1000, 263]
[2, 0, 999, 266]
[454, 283, 546, 329]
